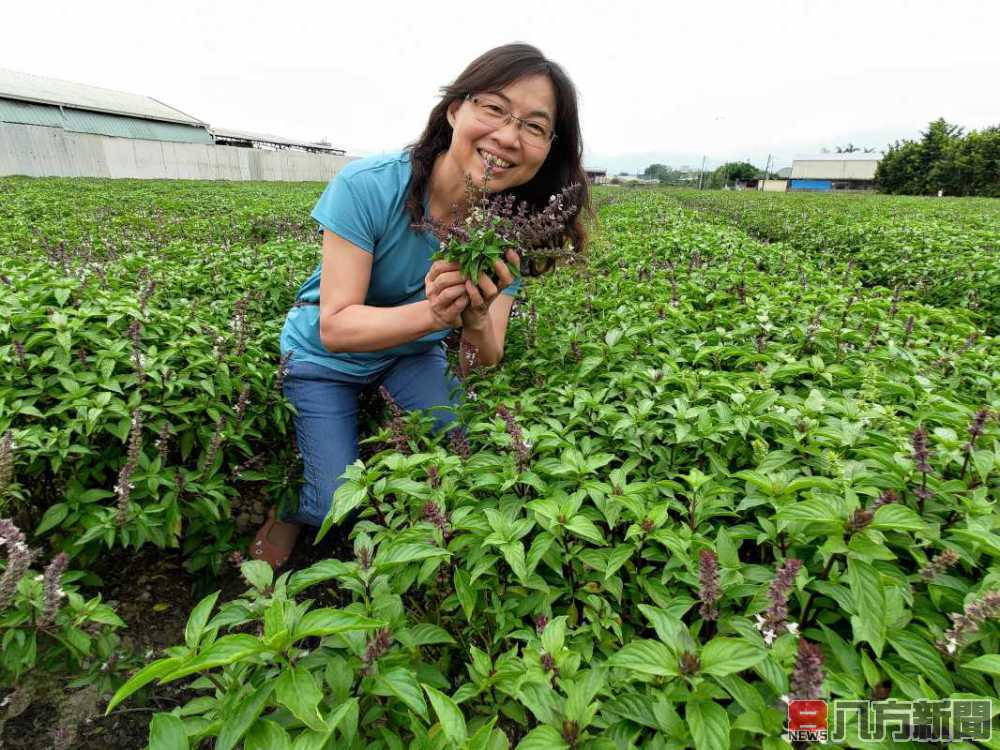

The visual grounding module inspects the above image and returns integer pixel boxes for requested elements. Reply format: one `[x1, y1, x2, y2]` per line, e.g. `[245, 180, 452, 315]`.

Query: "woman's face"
[446, 73, 557, 193]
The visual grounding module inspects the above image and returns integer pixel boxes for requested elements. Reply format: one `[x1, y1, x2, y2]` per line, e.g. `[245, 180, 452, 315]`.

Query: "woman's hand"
[425, 260, 469, 329]
[461, 249, 520, 332]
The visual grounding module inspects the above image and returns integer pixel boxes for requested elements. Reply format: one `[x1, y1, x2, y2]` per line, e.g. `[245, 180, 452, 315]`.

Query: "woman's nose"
[492, 117, 521, 147]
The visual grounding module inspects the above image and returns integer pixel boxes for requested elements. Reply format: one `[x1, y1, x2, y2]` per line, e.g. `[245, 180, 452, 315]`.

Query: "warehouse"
[788, 152, 882, 191]
[0, 68, 352, 180]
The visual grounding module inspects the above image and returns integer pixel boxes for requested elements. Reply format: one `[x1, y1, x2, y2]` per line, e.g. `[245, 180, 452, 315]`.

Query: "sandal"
[249, 508, 298, 570]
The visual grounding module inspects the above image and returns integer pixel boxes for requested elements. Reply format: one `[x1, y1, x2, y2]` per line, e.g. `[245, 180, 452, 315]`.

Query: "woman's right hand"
[425, 260, 469, 329]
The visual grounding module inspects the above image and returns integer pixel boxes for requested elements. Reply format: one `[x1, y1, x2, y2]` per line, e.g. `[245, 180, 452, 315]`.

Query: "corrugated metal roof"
[791, 158, 880, 180]
[0, 96, 213, 144]
[211, 126, 343, 153]
[0, 67, 206, 126]
[792, 153, 883, 161]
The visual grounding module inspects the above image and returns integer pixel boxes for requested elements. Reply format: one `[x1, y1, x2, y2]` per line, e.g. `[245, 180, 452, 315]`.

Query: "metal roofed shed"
[211, 127, 345, 155]
[0, 67, 212, 145]
[0, 68, 204, 125]
[0, 67, 354, 180]
[790, 153, 883, 191]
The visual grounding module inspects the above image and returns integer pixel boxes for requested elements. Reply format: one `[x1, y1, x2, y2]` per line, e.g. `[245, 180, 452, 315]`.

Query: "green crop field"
[1, 178, 999, 749]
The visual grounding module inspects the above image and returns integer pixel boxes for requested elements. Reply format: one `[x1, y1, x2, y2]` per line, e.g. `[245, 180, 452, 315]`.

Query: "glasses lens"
[472, 95, 507, 125]
[521, 122, 552, 147]
[470, 95, 553, 147]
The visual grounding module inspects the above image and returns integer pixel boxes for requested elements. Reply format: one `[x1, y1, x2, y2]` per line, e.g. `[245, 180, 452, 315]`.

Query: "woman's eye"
[525, 123, 547, 137]
[484, 104, 505, 115]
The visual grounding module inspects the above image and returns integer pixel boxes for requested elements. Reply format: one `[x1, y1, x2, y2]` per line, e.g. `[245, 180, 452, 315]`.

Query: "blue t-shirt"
[280, 150, 520, 376]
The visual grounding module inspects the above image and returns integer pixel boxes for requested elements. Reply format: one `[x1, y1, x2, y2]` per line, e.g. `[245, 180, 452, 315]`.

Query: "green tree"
[643, 163, 668, 180]
[920, 118, 964, 191]
[708, 161, 760, 188]
[643, 164, 684, 185]
[932, 126, 1000, 197]
[875, 140, 925, 194]
[875, 118, 998, 196]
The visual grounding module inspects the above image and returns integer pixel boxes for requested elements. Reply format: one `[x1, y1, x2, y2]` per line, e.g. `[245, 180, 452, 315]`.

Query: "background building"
[0, 68, 353, 180]
[210, 127, 345, 155]
[788, 152, 882, 191]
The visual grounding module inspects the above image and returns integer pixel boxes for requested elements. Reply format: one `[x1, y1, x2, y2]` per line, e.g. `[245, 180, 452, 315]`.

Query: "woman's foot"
[249, 508, 301, 570]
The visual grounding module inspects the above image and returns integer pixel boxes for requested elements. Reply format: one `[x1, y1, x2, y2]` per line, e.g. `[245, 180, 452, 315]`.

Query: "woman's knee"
[287, 473, 348, 528]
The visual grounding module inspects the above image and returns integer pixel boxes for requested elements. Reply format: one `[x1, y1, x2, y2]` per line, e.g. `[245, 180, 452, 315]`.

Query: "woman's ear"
[446, 100, 460, 129]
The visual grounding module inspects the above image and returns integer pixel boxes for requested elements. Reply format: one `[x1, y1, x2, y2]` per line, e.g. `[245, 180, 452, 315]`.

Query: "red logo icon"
[788, 700, 829, 740]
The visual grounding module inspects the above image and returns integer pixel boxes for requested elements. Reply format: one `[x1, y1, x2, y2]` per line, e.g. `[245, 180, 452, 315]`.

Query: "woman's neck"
[426, 152, 468, 224]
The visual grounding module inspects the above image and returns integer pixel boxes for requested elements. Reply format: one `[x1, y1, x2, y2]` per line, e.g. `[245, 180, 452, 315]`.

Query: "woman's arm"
[319, 230, 467, 353]
[459, 294, 515, 373]
[457, 250, 520, 373]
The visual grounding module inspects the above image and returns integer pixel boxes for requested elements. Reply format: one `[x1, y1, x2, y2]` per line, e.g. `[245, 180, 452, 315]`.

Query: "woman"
[251, 43, 589, 568]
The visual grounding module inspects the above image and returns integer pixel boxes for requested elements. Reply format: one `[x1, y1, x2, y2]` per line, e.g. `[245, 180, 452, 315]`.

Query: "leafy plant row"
[112, 189, 999, 749]
[1, 180, 999, 749]
[669, 189, 1000, 333]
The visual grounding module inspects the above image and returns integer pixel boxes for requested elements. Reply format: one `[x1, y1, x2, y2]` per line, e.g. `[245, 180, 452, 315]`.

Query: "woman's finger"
[428, 260, 461, 283]
[491, 260, 513, 290]
[445, 293, 468, 318]
[433, 270, 467, 295]
[476, 273, 498, 300]
[505, 249, 521, 268]
[435, 283, 467, 308]
[465, 280, 485, 309]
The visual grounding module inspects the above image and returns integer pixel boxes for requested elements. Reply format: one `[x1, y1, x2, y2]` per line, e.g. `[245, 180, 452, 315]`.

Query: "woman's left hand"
[461, 250, 520, 331]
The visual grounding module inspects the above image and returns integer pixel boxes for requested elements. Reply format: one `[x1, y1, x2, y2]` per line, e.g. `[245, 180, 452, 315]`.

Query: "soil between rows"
[1, 530, 351, 750]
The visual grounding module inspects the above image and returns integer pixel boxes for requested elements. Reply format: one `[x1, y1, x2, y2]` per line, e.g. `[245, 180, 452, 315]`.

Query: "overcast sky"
[4, 0, 997, 172]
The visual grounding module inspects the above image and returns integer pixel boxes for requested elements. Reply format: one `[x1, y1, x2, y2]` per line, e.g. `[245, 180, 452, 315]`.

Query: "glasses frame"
[465, 94, 557, 148]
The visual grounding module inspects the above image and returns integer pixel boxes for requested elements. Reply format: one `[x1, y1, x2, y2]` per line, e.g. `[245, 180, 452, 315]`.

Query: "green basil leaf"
[149, 713, 188, 750]
[184, 591, 219, 650]
[216, 682, 275, 750]
[686, 700, 730, 750]
[423, 685, 467, 746]
[276, 664, 326, 732]
[608, 639, 678, 677]
[700, 637, 766, 677]
[244, 719, 292, 750]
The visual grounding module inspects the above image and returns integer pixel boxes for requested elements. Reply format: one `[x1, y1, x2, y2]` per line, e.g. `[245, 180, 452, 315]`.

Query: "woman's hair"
[406, 43, 590, 275]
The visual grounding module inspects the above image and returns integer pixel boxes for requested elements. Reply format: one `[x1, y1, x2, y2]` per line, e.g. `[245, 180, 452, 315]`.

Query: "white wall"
[0, 123, 354, 181]
[790, 159, 880, 180]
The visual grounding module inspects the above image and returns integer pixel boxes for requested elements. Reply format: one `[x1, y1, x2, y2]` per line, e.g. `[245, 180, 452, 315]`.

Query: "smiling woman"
[250, 43, 590, 568]
[409, 43, 589, 267]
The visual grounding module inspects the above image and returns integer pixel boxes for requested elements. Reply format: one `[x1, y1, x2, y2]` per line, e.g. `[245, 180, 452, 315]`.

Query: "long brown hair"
[406, 43, 590, 274]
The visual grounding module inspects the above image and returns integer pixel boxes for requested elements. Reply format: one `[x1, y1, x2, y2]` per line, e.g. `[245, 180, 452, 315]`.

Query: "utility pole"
[698, 156, 706, 190]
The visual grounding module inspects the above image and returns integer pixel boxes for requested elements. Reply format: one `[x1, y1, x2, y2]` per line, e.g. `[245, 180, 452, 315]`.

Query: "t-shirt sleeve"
[502, 273, 522, 297]
[310, 171, 382, 253]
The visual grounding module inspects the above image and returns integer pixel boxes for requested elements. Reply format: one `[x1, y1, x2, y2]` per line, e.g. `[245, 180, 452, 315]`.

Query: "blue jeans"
[281, 345, 459, 528]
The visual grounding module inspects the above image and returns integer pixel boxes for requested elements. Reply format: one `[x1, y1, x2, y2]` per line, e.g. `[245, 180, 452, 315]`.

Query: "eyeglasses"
[466, 94, 555, 149]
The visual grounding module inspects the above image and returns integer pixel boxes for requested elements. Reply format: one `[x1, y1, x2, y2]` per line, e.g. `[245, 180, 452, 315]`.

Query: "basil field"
[1, 177, 999, 750]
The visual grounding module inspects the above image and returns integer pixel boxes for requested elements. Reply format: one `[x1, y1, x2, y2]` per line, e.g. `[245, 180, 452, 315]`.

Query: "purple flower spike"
[698, 549, 721, 621]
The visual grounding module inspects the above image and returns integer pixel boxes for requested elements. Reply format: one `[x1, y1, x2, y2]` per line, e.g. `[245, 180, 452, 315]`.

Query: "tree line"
[636, 118, 998, 196]
[875, 118, 999, 197]
[641, 162, 760, 188]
